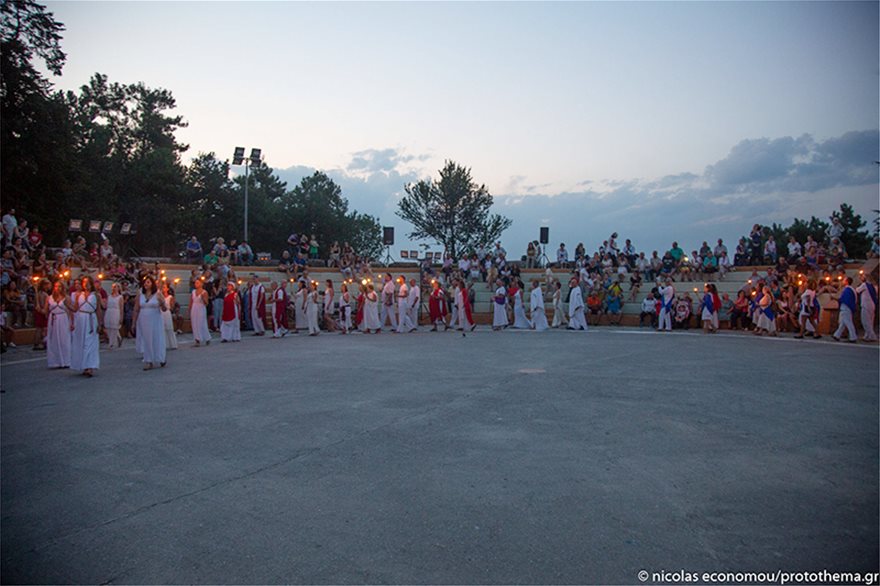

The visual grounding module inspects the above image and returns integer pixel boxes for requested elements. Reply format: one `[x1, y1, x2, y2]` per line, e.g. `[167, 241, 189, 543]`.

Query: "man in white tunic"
[407, 278, 420, 331]
[380, 273, 397, 330]
[492, 280, 508, 330]
[658, 278, 675, 332]
[249, 275, 266, 336]
[396, 277, 414, 333]
[567, 277, 588, 330]
[529, 280, 549, 331]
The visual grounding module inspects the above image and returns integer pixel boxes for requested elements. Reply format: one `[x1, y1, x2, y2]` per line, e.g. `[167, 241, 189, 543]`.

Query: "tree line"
[1, 0, 384, 259]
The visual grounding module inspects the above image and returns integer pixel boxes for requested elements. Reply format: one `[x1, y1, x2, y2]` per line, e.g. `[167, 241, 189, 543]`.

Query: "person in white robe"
[190, 279, 212, 346]
[161, 285, 178, 350]
[381, 274, 398, 330]
[133, 277, 167, 370]
[70, 277, 102, 376]
[512, 281, 531, 329]
[104, 283, 123, 349]
[294, 282, 308, 331]
[492, 280, 508, 330]
[407, 278, 420, 330]
[305, 281, 320, 335]
[220, 282, 242, 342]
[396, 277, 414, 333]
[339, 283, 352, 333]
[250, 276, 266, 336]
[856, 273, 877, 341]
[658, 279, 675, 332]
[363, 284, 382, 333]
[530, 280, 549, 331]
[567, 277, 588, 331]
[551, 281, 567, 328]
[47, 281, 73, 368]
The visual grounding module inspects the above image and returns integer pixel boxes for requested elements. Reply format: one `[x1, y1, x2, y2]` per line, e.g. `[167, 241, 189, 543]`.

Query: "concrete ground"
[1, 327, 878, 585]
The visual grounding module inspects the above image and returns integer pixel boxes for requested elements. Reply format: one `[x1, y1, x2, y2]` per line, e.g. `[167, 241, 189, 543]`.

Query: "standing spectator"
[308, 234, 319, 260]
[1, 208, 17, 242]
[749, 225, 763, 264]
[525, 241, 537, 268]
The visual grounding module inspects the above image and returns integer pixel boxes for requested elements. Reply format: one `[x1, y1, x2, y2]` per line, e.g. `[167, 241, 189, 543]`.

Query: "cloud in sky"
[274, 130, 879, 255]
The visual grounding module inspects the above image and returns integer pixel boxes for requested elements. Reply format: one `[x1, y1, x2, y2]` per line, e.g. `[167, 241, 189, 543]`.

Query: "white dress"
[294, 288, 308, 330]
[70, 292, 100, 371]
[306, 290, 320, 334]
[530, 288, 549, 331]
[190, 290, 212, 344]
[250, 285, 266, 334]
[162, 294, 178, 349]
[493, 287, 509, 328]
[104, 294, 122, 349]
[221, 295, 242, 342]
[47, 297, 72, 368]
[137, 292, 166, 365]
[568, 287, 588, 330]
[512, 289, 531, 329]
[363, 292, 381, 330]
[552, 289, 567, 328]
[397, 284, 413, 333]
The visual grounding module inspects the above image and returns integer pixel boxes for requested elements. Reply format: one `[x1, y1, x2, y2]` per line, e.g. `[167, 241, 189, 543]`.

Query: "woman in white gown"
[363, 283, 382, 333]
[104, 283, 123, 349]
[305, 281, 320, 335]
[530, 280, 550, 331]
[133, 276, 167, 370]
[190, 279, 212, 346]
[511, 280, 531, 329]
[46, 281, 73, 369]
[161, 283, 178, 350]
[551, 281, 567, 328]
[70, 276, 102, 376]
[294, 281, 308, 331]
[492, 280, 508, 331]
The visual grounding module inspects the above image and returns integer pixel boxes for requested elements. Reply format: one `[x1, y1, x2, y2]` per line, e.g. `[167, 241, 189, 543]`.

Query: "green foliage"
[397, 160, 512, 258]
[831, 203, 870, 257]
[1, 0, 384, 261]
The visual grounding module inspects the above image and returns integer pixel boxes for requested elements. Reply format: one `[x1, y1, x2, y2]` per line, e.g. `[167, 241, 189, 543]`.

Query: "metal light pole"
[232, 147, 262, 243]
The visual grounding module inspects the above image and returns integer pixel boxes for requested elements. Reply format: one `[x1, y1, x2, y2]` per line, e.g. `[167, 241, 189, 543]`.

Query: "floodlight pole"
[244, 160, 249, 243]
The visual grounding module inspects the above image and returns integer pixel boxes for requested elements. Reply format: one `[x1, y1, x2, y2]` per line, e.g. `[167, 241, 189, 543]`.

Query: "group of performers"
[31, 266, 878, 376]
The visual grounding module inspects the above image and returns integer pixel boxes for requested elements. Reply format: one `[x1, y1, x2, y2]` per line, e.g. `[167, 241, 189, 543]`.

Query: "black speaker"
[539, 227, 549, 245]
[383, 227, 394, 246]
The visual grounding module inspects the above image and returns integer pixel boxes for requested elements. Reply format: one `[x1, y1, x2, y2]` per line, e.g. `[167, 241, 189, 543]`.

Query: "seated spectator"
[227, 239, 240, 265]
[556, 243, 569, 268]
[702, 250, 718, 275]
[869, 236, 880, 259]
[668, 241, 684, 266]
[717, 251, 732, 280]
[628, 271, 642, 302]
[763, 235, 778, 263]
[185, 236, 203, 263]
[278, 250, 293, 274]
[718, 292, 733, 329]
[787, 236, 802, 261]
[660, 252, 676, 276]
[525, 241, 537, 268]
[731, 290, 751, 331]
[328, 242, 341, 267]
[674, 295, 692, 329]
[639, 293, 656, 328]
[586, 289, 603, 325]
[635, 252, 651, 281]
[734, 238, 749, 266]
[713, 238, 727, 259]
[606, 289, 623, 325]
[238, 241, 254, 265]
[574, 242, 585, 261]
[203, 249, 219, 268]
[27, 224, 43, 250]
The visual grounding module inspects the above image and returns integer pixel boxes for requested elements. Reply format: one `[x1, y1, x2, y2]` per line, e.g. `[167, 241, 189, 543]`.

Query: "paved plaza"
[1, 329, 878, 584]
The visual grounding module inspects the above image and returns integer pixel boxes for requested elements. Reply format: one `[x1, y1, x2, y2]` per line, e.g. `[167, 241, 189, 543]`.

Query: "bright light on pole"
[232, 147, 262, 243]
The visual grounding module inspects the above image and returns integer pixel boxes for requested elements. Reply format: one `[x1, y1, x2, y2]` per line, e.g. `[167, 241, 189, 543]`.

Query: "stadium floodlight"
[88, 220, 102, 233]
[68, 219, 83, 232]
[232, 146, 245, 166]
[231, 146, 262, 243]
[120, 223, 133, 235]
[102, 221, 115, 233]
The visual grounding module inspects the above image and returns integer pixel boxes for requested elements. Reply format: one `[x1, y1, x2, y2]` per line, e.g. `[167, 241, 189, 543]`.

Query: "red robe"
[274, 287, 289, 329]
[222, 292, 239, 322]
[429, 288, 447, 321]
[460, 287, 474, 324]
[355, 292, 365, 326]
[251, 285, 266, 319]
